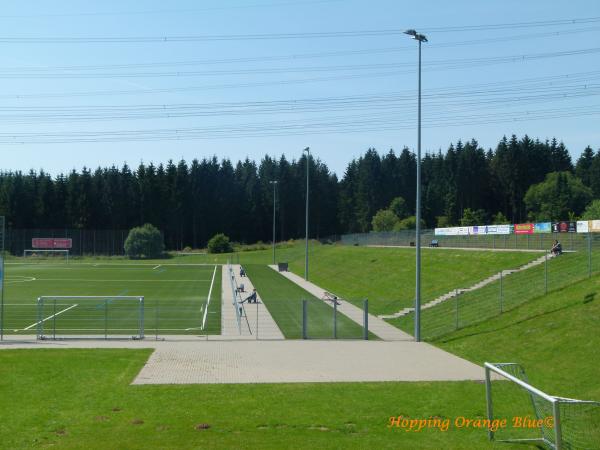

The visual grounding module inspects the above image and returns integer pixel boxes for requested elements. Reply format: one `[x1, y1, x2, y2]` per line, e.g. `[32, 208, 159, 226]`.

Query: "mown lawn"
[287, 245, 540, 315]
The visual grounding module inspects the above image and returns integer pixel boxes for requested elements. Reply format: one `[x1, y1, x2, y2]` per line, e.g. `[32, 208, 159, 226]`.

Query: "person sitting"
[245, 289, 258, 304]
[239, 267, 246, 277]
[550, 240, 563, 256]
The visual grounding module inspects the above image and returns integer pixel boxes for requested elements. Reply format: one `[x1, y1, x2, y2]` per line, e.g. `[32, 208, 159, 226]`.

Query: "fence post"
[553, 400, 562, 450]
[155, 298, 159, 341]
[256, 299, 259, 340]
[588, 233, 592, 278]
[455, 289, 459, 330]
[485, 365, 494, 442]
[363, 299, 369, 340]
[333, 301, 337, 339]
[499, 272, 503, 314]
[37, 297, 42, 339]
[139, 296, 144, 340]
[53, 298, 56, 340]
[302, 299, 307, 339]
[545, 252, 548, 295]
[104, 298, 108, 340]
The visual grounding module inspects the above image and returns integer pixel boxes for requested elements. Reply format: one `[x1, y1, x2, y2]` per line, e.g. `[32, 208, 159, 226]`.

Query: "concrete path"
[268, 265, 411, 341]
[221, 264, 284, 340]
[379, 253, 554, 319]
[0, 336, 489, 384]
[368, 245, 546, 252]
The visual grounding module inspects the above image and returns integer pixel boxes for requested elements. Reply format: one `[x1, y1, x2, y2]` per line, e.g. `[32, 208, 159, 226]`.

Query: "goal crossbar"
[485, 362, 600, 450]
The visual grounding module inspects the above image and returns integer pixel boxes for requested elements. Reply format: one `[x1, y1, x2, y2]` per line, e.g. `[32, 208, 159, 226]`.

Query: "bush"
[207, 233, 233, 254]
[124, 224, 164, 259]
[371, 209, 400, 232]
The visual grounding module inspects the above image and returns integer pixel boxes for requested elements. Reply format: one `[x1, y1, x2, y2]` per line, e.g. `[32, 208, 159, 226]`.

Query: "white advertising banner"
[576, 221, 590, 233]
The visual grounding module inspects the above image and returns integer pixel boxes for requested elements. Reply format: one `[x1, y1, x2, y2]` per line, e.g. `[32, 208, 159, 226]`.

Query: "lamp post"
[303, 147, 310, 281]
[404, 29, 427, 342]
[270, 180, 278, 265]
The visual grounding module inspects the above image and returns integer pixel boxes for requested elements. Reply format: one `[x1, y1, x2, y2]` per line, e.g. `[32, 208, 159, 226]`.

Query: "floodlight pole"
[270, 180, 278, 265]
[303, 147, 310, 281]
[405, 29, 427, 342]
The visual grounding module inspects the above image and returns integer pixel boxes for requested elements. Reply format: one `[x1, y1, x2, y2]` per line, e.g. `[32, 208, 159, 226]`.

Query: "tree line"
[0, 134, 599, 249]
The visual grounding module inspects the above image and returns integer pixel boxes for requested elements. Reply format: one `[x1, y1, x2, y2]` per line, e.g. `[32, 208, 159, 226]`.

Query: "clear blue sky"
[1, 0, 599, 176]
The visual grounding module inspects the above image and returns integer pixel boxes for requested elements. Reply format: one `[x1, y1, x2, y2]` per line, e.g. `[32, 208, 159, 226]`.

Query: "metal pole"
[363, 299, 369, 340]
[256, 298, 259, 340]
[140, 296, 144, 340]
[545, 252, 548, 295]
[415, 38, 423, 342]
[485, 365, 494, 441]
[553, 400, 562, 450]
[333, 301, 337, 339]
[53, 298, 56, 340]
[271, 181, 278, 265]
[455, 289, 459, 330]
[500, 271, 503, 313]
[302, 299, 307, 339]
[588, 233, 592, 278]
[304, 147, 310, 281]
[104, 299, 108, 340]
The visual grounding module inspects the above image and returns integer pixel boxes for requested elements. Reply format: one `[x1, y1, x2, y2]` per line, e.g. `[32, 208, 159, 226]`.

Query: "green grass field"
[286, 246, 540, 315]
[2, 262, 221, 336]
[245, 264, 370, 339]
[1, 248, 598, 448]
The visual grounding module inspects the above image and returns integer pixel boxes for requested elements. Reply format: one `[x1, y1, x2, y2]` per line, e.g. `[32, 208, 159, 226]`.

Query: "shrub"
[207, 233, 233, 254]
[124, 224, 164, 259]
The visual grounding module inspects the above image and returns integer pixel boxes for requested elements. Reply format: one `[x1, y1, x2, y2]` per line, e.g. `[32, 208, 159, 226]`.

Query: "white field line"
[5, 262, 220, 267]
[22, 304, 78, 331]
[153, 265, 161, 270]
[201, 265, 218, 331]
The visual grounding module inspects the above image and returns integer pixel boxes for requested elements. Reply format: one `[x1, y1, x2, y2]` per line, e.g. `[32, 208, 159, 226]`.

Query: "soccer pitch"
[2, 262, 221, 337]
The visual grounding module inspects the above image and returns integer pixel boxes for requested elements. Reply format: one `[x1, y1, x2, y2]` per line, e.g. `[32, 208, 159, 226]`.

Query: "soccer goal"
[485, 362, 600, 449]
[24, 249, 69, 262]
[36, 296, 144, 340]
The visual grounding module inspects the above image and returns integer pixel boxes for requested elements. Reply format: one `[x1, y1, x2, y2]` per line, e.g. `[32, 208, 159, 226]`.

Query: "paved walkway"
[221, 264, 284, 340]
[268, 265, 411, 341]
[0, 335, 489, 384]
[367, 245, 546, 252]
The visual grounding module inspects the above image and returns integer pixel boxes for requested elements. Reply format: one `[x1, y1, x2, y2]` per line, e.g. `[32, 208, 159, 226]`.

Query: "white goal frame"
[24, 249, 69, 262]
[36, 295, 144, 340]
[485, 362, 600, 450]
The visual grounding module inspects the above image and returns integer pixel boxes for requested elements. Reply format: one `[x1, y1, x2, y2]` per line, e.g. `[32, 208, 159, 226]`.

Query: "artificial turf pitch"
[2, 262, 221, 336]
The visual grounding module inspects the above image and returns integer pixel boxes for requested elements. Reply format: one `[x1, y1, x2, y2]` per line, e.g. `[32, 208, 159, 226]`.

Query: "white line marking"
[32, 278, 210, 282]
[201, 265, 218, 331]
[22, 304, 79, 331]
[153, 265, 161, 270]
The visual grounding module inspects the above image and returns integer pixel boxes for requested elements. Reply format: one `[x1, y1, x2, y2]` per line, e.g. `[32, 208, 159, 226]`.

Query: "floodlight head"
[303, 146, 310, 153]
[404, 29, 428, 42]
[270, 180, 279, 185]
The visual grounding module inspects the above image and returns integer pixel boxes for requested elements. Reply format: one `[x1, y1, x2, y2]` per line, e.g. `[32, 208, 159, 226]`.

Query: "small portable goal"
[36, 296, 144, 340]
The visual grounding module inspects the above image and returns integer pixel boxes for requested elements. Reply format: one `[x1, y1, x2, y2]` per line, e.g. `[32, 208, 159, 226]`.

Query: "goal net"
[24, 249, 69, 262]
[36, 296, 144, 340]
[485, 362, 600, 449]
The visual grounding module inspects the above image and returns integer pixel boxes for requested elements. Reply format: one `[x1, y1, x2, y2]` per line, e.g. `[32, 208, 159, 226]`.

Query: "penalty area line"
[200, 265, 217, 331]
[21, 304, 79, 331]
[153, 265, 161, 270]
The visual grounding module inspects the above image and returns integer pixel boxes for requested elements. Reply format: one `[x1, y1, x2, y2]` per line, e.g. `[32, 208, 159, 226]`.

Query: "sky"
[0, 0, 599, 176]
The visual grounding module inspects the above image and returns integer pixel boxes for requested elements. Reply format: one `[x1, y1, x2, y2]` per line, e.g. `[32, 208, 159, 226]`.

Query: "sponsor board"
[534, 222, 551, 233]
[514, 223, 534, 235]
[552, 221, 577, 233]
[591, 220, 600, 232]
[32, 238, 73, 249]
[577, 221, 590, 233]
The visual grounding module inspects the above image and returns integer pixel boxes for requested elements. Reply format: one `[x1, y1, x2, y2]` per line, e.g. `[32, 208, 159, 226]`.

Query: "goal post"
[36, 296, 144, 340]
[485, 362, 600, 449]
[24, 249, 70, 262]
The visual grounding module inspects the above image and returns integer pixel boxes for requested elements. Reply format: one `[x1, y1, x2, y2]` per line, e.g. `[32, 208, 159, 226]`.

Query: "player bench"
[430, 239, 439, 247]
[321, 291, 341, 305]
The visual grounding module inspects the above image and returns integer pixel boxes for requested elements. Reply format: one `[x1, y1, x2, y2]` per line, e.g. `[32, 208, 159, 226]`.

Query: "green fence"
[392, 234, 600, 340]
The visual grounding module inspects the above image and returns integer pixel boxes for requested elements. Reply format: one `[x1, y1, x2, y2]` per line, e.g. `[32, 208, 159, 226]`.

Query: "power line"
[1, 16, 599, 43]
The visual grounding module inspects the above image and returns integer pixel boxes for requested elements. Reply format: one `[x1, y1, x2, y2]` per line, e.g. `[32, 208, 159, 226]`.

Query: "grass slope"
[286, 246, 539, 315]
[0, 348, 520, 450]
[245, 264, 369, 339]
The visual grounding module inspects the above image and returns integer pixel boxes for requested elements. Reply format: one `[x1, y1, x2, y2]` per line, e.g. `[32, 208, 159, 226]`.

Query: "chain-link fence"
[0, 216, 5, 340]
[341, 230, 592, 251]
[391, 234, 599, 340]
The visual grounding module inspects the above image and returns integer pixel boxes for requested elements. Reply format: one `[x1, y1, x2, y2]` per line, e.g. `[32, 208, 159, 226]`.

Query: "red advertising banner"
[32, 238, 73, 249]
[513, 223, 534, 235]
